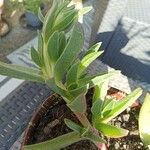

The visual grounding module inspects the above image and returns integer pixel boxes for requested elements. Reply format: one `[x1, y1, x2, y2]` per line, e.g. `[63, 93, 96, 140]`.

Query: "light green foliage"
[24, 0, 43, 14]
[67, 89, 88, 113]
[95, 123, 129, 138]
[10, 0, 48, 15]
[0, 0, 143, 149]
[54, 24, 84, 88]
[81, 127, 106, 143]
[139, 93, 150, 149]
[23, 131, 82, 150]
[38, 8, 44, 22]
[30, 47, 42, 67]
[65, 119, 83, 133]
[91, 81, 142, 138]
[0, 61, 44, 83]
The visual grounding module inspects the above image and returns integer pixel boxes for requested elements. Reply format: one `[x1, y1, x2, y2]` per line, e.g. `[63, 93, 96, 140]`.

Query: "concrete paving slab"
[7, 37, 38, 68]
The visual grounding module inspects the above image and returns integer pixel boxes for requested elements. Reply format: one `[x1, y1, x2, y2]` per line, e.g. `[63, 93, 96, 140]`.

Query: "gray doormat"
[0, 81, 51, 150]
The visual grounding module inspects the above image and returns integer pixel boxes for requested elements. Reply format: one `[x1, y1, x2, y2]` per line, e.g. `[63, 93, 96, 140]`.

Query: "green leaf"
[81, 127, 106, 143]
[0, 61, 44, 83]
[91, 100, 103, 116]
[93, 80, 109, 102]
[101, 88, 142, 123]
[95, 123, 129, 138]
[23, 131, 82, 150]
[66, 61, 80, 88]
[64, 119, 82, 133]
[69, 84, 89, 98]
[78, 71, 120, 88]
[47, 31, 59, 63]
[55, 0, 71, 18]
[67, 83, 78, 90]
[37, 30, 43, 57]
[59, 31, 66, 56]
[78, 6, 92, 17]
[43, 1, 58, 43]
[46, 79, 73, 102]
[67, 93, 87, 113]
[54, 24, 84, 88]
[78, 51, 103, 76]
[139, 93, 150, 146]
[31, 47, 42, 67]
[53, 9, 78, 31]
[101, 99, 116, 117]
[38, 7, 44, 22]
[86, 42, 102, 55]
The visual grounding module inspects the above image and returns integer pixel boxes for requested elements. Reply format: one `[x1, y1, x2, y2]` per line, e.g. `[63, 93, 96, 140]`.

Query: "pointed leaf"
[139, 93, 150, 146]
[93, 80, 109, 102]
[78, 6, 92, 16]
[23, 132, 81, 150]
[101, 88, 142, 123]
[43, 1, 58, 42]
[91, 100, 103, 116]
[78, 51, 103, 76]
[66, 61, 80, 88]
[0, 61, 44, 83]
[46, 79, 73, 102]
[86, 42, 102, 55]
[47, 31, 59, 63]
[81, 127, 106, 143]
[54, 24, 84, 88]
[69, 84, 89, 98]
[59, 31, 66, 56]
[31, 47, 42, 67]
[53, 9, 78, 31]
[67, 93, 87, 113]
[38, 7, 44, 22]
[55, 0, 71, 18]
[95, 123, 129, 138]
[64, 119, 82, 133]
[78, 71, 120, 88]
[37, 30, 43, 57]
[101, 99, 116, 117]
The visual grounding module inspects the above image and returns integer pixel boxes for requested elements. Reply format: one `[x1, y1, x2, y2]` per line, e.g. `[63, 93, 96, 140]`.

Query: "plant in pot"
[10, 0, 48, 28]
[0, 0, 10, 36]
[0, 0, 143, 149]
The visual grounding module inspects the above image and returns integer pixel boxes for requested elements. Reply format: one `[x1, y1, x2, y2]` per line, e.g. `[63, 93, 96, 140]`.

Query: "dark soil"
[30, 89, 146, 150]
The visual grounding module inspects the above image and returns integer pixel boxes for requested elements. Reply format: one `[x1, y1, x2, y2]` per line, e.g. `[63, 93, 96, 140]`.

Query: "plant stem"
[75, 112, 91, 128]
[74, 112, 107, 150]
[23, 131, 83, 150]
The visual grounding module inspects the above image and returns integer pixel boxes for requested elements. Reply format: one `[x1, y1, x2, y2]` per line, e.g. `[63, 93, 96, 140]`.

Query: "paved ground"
[0, 8, 36, 62]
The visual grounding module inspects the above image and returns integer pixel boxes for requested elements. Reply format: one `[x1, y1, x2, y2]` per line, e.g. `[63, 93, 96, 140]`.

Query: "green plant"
[10, 0, 47, 15]
[139, 93, 150, 149]
[24, 0, 45, 14]
[0, 0, 143, 149]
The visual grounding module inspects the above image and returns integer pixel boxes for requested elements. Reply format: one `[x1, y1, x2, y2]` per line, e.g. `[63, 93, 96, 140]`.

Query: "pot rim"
[21, 93, 62, 149]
